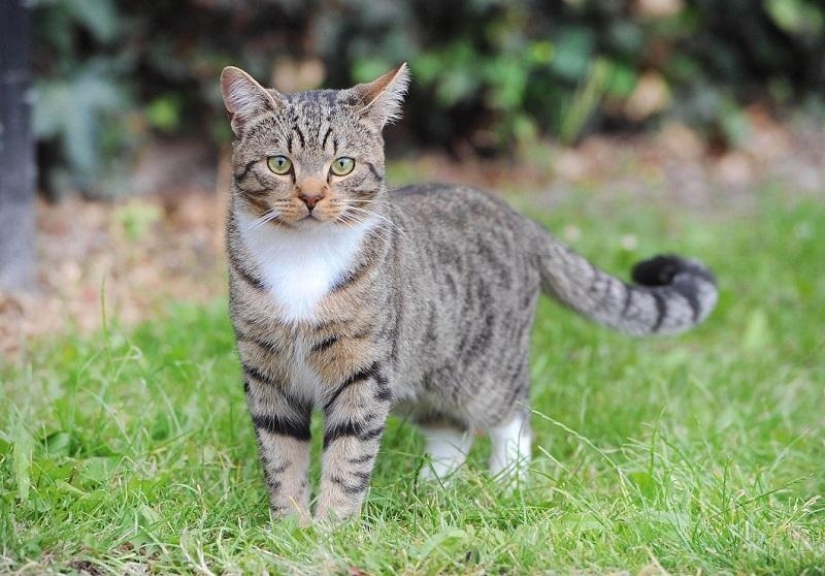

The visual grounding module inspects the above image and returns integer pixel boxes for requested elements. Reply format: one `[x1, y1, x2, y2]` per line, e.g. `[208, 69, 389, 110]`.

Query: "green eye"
[267, 155, 292, 175]
[330, 157, 355, 176]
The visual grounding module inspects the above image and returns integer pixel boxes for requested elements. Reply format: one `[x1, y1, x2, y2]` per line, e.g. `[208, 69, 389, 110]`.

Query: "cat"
[219, 63, 717, 522]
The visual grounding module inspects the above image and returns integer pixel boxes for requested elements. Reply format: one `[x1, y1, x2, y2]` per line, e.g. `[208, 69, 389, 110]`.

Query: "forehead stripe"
[294, 125, 306, 148]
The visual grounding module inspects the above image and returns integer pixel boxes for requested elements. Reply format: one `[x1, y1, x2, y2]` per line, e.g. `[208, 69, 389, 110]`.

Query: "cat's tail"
[535, 238, 718, 336]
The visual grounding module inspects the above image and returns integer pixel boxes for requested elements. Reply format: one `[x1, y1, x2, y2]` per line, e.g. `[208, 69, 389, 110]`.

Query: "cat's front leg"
[315, 361, 392, 521]
[243, 366, 313, 519]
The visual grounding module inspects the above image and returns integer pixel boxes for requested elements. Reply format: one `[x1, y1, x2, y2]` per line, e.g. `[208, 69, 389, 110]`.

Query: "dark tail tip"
[632, 254, 716, 287]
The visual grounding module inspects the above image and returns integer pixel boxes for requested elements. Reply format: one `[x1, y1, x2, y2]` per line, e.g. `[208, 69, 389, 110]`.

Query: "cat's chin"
[292, 214, 335, 228]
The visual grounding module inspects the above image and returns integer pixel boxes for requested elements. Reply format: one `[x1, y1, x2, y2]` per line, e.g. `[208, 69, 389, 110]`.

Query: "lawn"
[1, 185, 823, 575]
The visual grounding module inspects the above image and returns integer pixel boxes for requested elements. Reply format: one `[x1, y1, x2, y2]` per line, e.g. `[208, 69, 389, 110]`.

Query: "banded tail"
[537, 242, 718, 336]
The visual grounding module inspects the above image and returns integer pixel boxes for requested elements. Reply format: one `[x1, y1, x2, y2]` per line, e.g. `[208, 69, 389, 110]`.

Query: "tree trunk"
[0, 0, 36, 292]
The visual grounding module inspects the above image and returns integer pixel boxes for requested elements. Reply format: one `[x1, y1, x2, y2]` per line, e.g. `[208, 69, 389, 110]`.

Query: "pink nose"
[297, 177, 328, 211]
[299, 193, 324, 210]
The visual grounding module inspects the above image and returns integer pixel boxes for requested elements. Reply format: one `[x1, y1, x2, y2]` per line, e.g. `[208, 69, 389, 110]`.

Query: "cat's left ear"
[349, 63, 410, 129]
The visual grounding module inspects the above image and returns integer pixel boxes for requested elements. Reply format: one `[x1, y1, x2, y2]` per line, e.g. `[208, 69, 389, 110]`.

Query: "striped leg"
[315, 361, 392, 521]
[244, 368, 312, 518]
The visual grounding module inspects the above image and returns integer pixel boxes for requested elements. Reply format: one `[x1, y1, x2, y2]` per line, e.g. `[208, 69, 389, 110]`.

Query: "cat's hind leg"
[488, 409, 531, 482]
[419, 426, 474, 481]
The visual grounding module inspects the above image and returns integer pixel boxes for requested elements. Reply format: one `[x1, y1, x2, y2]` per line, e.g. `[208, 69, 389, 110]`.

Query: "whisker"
[341, 211, 395, 236]
[345, 205, 405, 237]
[338, 212, 391, 235]
[335, 213, 361, 230]
[247, 209, 280, 231]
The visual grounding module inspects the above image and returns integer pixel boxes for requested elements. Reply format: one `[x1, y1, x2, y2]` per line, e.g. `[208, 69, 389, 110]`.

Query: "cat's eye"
[267, 155, 292, 175]
[330, 157, 355, 177]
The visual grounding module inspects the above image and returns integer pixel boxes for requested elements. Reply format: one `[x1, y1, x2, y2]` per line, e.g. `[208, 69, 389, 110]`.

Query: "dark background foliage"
[31, 0, 825, 196]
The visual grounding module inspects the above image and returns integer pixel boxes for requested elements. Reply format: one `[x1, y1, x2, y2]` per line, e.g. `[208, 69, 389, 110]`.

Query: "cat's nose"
[296, 177, 328, 211]
[299, 192, 324, 211]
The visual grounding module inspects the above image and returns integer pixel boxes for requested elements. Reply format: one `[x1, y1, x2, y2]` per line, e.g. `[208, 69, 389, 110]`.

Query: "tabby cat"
[219, 63, 717, 522]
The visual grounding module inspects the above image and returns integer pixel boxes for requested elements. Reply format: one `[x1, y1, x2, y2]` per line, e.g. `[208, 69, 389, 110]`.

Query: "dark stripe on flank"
[252, 413, 311, 441]
[389, 315, 401, 366]
[424, 304, 437, 342]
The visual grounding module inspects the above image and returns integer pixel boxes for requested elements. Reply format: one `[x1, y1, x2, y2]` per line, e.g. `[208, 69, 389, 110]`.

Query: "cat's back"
[390, 182, 513, 213]
[390, 183, 534, 240]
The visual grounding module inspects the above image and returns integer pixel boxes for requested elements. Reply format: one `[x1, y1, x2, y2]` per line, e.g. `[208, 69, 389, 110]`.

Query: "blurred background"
[1, 0, 824, 355]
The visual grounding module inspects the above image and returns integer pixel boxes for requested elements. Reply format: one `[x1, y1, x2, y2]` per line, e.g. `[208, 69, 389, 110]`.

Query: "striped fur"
[220, 65, 718, 522]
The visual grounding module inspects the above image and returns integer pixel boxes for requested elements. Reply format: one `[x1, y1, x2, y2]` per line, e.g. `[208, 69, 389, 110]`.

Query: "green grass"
[2, 188, 824, 575]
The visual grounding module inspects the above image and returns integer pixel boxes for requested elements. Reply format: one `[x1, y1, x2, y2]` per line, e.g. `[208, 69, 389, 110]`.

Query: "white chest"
[236, 211, 375, 324]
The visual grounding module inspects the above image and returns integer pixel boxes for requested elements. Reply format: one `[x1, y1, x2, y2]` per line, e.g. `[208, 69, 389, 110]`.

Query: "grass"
[1, 185, 824, 575]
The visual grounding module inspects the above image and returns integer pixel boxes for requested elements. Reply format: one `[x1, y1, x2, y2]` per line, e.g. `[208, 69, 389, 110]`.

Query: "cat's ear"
[349, 63, 410, 128]
[220, 66, 283, 135]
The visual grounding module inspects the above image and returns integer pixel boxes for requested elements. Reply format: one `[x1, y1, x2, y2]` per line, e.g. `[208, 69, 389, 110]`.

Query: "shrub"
[31, 0, 825, 195]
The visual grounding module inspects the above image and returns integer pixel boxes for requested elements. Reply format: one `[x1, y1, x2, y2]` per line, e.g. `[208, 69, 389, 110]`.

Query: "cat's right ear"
[220, 67, 283, 135]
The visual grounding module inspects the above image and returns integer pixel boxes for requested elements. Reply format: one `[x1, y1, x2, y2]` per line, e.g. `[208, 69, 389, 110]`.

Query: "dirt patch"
[1, 192, 227, 362]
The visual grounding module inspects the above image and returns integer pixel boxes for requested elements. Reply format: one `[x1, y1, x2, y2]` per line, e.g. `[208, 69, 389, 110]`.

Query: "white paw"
[488, 412, 531, 485]
[419, 428, 473, 482]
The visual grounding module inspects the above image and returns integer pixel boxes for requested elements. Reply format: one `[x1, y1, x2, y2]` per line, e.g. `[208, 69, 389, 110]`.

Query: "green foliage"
[33, 59, 130, 193]
[32, 0, 825, 192]
[2, 190, 824, 573]
[32, 0, 135, 196]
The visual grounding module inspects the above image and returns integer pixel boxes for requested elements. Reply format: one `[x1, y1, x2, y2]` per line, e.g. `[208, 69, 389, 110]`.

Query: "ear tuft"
[220, 66, 282, 135]
[350, 63, 410, 128]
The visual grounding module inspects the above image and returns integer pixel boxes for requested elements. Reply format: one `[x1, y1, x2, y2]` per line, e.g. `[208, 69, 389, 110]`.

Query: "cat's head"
[220, 64, 409, 228]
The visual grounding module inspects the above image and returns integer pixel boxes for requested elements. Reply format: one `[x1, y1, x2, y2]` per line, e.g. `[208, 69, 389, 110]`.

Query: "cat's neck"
[235, 208, 378, 324]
